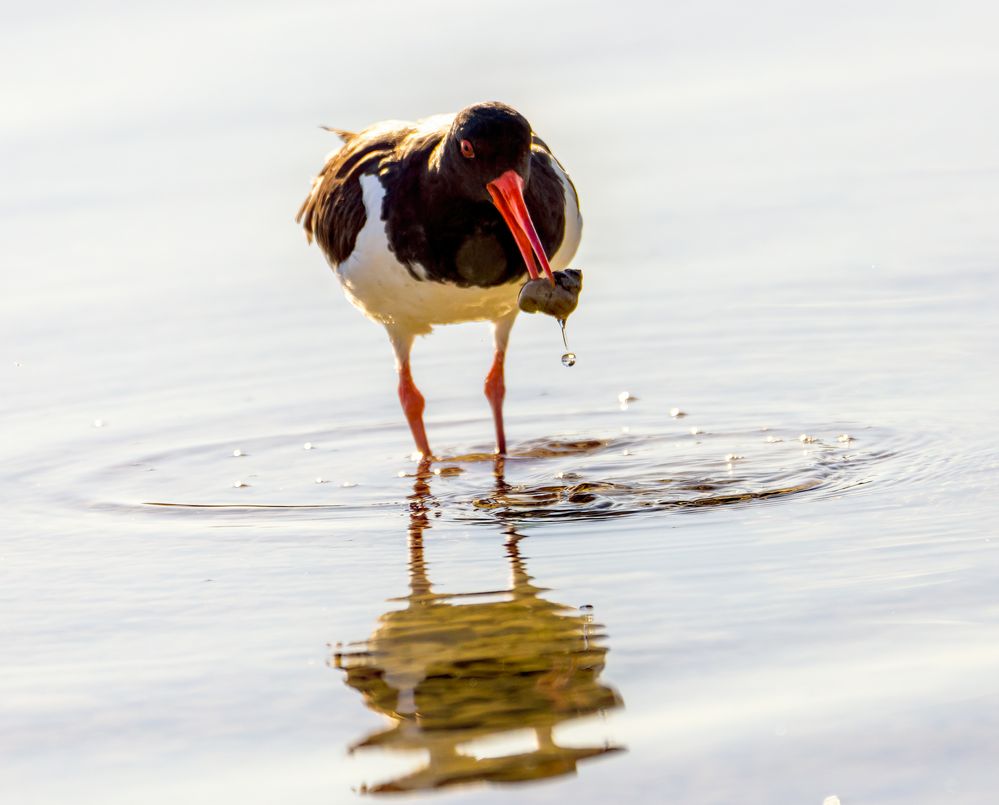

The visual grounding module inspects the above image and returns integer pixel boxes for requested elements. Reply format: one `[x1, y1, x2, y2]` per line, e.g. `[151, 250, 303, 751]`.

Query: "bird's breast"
[334, 174, 521, 333]
[454, 232, 513, 286]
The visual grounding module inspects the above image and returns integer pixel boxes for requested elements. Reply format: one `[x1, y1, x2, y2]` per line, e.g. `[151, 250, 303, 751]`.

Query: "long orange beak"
[487, 169, 555, 284]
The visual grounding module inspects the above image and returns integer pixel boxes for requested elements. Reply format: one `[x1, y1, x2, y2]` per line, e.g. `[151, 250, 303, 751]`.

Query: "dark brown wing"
[523, 135, 575, 260]
[531, 134, 579, 214]
[296, 125, 411, 264]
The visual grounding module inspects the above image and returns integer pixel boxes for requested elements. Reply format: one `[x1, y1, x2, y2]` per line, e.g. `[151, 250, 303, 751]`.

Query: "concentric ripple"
[48, 416, 904, 527]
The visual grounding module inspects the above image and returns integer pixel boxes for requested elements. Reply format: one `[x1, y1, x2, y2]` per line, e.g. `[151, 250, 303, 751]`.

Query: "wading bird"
[297, 102, 581, 457]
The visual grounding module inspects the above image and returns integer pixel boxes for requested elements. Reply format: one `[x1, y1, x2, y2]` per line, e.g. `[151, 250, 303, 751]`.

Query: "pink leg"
[398, 360, 431, 458]
[485, 348, 507, 455]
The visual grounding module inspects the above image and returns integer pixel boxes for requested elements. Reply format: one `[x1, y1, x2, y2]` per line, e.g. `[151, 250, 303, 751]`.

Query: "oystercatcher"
[297, 102, 581, 457]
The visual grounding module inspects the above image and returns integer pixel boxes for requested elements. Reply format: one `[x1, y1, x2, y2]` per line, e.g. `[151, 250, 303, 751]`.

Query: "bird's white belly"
[333, 174, 521, 335]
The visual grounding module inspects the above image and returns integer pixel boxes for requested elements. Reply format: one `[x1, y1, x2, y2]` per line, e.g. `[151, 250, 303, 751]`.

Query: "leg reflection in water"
[333, 458, 624, 794]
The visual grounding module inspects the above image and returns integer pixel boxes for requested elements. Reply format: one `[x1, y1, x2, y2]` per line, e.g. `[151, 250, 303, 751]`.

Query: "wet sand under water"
[4, 3, 999, 803]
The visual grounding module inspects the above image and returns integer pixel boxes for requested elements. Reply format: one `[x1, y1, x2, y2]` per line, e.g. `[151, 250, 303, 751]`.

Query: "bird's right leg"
[485, 311, 518, 455]
[387, 326, 431, 458]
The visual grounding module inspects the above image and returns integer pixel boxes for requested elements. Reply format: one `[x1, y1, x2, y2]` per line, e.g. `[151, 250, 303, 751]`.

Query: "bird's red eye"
[460, 139, 475, 159]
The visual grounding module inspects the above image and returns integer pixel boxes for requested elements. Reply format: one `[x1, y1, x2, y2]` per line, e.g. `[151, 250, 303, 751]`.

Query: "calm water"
[4, 2, 999, 803]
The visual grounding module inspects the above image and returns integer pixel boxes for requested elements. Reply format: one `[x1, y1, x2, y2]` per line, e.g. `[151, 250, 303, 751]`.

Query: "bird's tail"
[319, 126, 357, 143]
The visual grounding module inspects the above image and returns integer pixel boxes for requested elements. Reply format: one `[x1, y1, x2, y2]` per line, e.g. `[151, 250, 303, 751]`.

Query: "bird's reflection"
[333, 457, 623, 794]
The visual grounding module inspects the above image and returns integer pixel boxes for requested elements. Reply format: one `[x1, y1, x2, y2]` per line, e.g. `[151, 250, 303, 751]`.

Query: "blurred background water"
[2, 1, 998, 803]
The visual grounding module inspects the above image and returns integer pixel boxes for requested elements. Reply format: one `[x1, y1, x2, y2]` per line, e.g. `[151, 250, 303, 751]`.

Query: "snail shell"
[517, 269, 583, 319]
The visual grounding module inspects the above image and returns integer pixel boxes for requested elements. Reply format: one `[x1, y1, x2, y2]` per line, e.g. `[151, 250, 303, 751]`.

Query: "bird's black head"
[443, 102, 533, 199]
[436, 102, 555, 285]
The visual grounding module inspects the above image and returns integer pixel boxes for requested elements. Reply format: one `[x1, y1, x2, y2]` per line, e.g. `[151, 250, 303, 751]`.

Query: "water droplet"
[92, 419, 105, 428]
[557, 319, 576, 366]
[341, 481, 358, 488]
[689, 426, 702, 435]
[233, 480, 249, 488]
[669, 407, 686, 418]
[765, 435, 783, 443]
[799, 434, 818, 444]
[315, 477, 327, 484]
[232, 449, 243, 457]
[837, 433, 854, 443]
[303, 442, 314, 450]
[618, 391, 637, 403]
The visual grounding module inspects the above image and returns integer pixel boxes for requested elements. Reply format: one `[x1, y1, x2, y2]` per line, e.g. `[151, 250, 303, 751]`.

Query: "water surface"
[3, 2, 999, 803]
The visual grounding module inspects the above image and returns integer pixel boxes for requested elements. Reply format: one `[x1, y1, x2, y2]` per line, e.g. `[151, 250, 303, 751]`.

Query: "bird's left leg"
[485, 311, 518, 455]
[386, 325, 431, 458]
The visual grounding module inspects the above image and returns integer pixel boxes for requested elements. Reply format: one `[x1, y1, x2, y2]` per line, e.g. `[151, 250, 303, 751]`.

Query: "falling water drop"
[558, 319, 576, 367]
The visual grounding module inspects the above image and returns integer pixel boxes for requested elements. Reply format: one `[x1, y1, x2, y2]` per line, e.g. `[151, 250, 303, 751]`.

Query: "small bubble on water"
[303, 442, 314, 450]
[799, 434, 818, 444]
[315, 477, 327, 484]
[765, 435, 783, 443]
[689, 426, 703, 435]
[669, 407, 686, 418]
[92, 419, 105, 428]
[837, 433, 854, 443]
[233, 480, 249, 488]
[433, 466, 463, 477]
[341, 481, 358, 488]
[622, 449, 632, 456]
[232, 449, 243, 457]
[618, 391, 637, 403]
[726, 453, 744, 462]
[397, 470, 408, 478]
